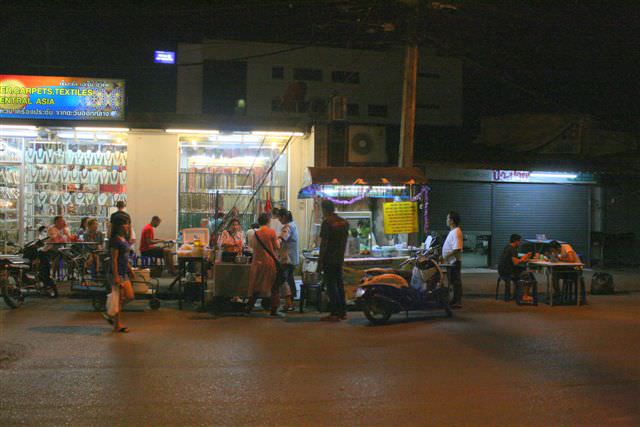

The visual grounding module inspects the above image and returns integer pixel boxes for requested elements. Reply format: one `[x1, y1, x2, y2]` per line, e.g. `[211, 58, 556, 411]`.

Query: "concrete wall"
[287, 131, 315, 251]
[126, 131, 179, 244]
[177, 40, 462, 126]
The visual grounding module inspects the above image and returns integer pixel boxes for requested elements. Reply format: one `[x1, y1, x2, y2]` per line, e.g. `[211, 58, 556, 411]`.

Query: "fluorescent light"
[57, 131, 114, 140]
[166, 129, 219, 134]
[0, 129, 38, 137]
[74, 127, 129, 132]
[251, 131, 304, 137]
[530, 172, 578, 179]
[0, 125, 37, 131]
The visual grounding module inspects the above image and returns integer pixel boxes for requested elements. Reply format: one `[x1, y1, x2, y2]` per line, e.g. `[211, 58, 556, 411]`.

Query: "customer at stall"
[442, 211, 464, 309]
[498, 234, 533, 301]
[140, 216, 176, 275]
[318, 200, 349, 321]
[278, 210, 299, 310]
[549, 240, 581, 263]
[77, 217, 90, 239]
[246, 213, 281, 316]
[83, 218, 105, 277]
[218, 218, 245, 262]
[270, 207, 283, 236]
[245, 222, 259, 252]
[39, 215, 73, 291]
[102, 220, 135, 333]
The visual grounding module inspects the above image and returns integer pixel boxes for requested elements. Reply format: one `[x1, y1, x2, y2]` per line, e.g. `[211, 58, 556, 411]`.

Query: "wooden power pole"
[398, 43, 419, 168]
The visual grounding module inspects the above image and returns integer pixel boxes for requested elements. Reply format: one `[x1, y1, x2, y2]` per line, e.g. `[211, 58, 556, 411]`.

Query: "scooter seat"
[365, 268, 413, 282]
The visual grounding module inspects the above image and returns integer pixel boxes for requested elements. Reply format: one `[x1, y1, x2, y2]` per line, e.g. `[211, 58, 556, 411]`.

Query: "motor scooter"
[0, 238, 57, 308]
[355, 236, 452, 325]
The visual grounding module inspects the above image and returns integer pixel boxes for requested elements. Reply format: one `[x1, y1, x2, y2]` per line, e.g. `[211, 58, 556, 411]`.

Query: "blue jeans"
[323, 263, 345, 316]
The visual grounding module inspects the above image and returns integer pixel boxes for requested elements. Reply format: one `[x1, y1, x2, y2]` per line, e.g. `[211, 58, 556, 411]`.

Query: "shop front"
[424, 164, 598, 267]
[298, 166, 428, 298]
[0, 75, 314, 250]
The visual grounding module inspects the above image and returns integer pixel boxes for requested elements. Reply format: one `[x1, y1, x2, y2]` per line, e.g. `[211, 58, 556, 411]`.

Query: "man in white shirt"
[441, 211, 463, 308]
[269, 207, 283, 236]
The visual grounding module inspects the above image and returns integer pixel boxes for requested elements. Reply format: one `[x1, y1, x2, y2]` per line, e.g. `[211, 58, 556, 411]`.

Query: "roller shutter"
[428, 181, 492, 233]
[491, 183, 589, 265]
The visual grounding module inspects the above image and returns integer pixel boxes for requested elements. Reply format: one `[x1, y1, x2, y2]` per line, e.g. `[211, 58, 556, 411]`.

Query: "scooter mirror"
[424, 235, 433, 250]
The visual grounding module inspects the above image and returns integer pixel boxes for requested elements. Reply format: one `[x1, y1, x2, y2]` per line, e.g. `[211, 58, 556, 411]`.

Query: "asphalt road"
[1, 294, 639, 426]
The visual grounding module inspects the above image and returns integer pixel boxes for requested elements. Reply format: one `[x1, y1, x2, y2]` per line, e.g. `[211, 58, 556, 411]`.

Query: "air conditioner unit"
[347, 125, 387, 164]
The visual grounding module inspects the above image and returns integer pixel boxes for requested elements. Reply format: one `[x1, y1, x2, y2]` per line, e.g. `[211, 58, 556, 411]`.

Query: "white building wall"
[177, 40, 462, 126]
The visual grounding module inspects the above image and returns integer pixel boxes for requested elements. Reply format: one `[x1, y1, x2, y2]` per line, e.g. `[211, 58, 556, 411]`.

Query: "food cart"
[298, 167, 429, 301]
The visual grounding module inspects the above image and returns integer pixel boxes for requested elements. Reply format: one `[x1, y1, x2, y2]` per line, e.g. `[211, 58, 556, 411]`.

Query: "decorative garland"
[410, 185, 431, 233]
[320, 193, 367, 205]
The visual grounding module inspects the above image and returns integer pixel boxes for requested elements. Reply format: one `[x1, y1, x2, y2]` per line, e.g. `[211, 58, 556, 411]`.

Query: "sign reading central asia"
[383, 202, 418, 234]
[0, 75, 125, 120]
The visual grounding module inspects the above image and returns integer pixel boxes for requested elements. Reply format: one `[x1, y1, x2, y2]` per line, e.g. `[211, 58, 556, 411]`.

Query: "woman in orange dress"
[246, 212, 281, 315]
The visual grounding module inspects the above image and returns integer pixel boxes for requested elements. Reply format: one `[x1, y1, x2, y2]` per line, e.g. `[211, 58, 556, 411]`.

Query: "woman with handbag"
[246, 212, 282, 316]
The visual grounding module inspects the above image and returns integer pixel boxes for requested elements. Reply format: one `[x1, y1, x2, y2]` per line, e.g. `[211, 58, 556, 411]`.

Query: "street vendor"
[218, 218, 245, 262]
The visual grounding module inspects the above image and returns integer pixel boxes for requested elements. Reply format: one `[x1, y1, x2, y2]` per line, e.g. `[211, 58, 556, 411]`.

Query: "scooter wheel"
[149, 298, 161, 310]
[363, 298, 392, 326]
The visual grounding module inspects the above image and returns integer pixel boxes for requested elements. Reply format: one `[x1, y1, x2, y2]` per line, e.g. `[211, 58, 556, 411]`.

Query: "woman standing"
[278, 210, 299, 311]
[246, 213, 281, 315]
[218, 218, 245, 262]
[102, 221, 135, 332]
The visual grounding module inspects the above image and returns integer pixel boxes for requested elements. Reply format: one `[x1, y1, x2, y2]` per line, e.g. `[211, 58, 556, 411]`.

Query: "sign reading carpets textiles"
[0, 75, 125, 120]
[383, 202, 418, 234]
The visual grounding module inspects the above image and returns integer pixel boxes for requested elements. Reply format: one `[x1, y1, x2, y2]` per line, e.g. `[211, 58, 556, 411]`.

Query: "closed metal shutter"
[492, 184, 590, 265]
[428, 181, 492, 233]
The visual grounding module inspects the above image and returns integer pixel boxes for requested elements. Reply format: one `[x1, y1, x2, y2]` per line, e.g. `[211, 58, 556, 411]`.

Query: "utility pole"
[398, 42, 419, 168]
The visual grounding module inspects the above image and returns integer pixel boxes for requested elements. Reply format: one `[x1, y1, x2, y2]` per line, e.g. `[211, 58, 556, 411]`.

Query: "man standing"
[498, 234, 533, 301]
[442, 211, 464, 308]
[110, 201, 135, 244]
[318, 200, 349, 321]
[140, 216, 176, 275]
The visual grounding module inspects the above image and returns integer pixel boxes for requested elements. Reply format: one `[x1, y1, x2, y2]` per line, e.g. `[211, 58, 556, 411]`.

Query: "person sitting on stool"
[498, 234, 532, 301]
[140, 216, 176, 275]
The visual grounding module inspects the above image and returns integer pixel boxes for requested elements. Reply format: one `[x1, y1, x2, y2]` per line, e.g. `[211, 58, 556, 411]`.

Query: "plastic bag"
[106, 286, 120, 317]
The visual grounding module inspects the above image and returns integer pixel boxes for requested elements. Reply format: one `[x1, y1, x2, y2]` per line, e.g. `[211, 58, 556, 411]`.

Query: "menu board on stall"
[0, 75, 125, 120]
[383, 202, 418, 234]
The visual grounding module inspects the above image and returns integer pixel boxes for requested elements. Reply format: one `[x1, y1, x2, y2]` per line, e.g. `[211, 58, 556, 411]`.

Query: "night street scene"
[1, 1, 639, 426]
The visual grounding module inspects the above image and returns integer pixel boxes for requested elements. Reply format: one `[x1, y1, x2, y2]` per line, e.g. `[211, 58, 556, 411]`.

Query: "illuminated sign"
[0, 75, 125, 121]
[383, 202, 418, 234]
[154, 51, 176, 64]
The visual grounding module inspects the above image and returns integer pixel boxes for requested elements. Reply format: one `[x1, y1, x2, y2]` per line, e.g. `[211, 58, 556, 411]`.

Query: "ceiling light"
[530, 172, 578, 179]
[74, 127, 130, 132]
[0, 125, 38, 130]
[166, 129, 219, 134]
[251, 131, 304, 137]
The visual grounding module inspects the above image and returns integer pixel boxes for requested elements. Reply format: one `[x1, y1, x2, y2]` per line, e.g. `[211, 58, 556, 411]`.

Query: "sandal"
[117, 327, 130, 333]
[101, 312, 114, 325]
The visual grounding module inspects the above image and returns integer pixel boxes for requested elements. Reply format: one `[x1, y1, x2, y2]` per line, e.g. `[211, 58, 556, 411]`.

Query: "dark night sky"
[2, 1, 639, 127]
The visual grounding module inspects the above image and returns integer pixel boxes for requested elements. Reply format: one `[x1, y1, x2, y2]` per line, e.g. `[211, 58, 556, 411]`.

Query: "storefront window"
[0, 134, 24, 251]
[21, 128, 128, 240]
[178, 133, 288, 231]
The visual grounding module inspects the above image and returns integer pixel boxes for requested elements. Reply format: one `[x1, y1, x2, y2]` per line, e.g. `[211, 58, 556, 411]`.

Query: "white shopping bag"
[106, 286, 120, 317]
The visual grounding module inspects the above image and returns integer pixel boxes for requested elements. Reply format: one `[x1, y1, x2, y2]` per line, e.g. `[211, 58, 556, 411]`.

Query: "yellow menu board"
[383, 202, 418, 234]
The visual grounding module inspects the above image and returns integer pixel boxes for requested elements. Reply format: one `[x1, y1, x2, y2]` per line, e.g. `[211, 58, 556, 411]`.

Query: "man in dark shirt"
[318, 199, 349, 321]
[498, 234, 532, 301]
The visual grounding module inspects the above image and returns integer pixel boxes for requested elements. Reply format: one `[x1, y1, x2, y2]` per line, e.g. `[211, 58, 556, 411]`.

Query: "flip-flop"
[101, 312, 114, 325]
[117, 327, 130, 333]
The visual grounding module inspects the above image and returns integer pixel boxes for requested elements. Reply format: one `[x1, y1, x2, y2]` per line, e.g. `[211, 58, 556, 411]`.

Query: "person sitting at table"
[83, 218, 105, 277]
[77, 217, 90, 240]
[40, 216, 73, 291]
[498, 234, 533, 301]
[218, 218, 245, 262]
[549, 241, 580, 263]
[140, 216, 176, 275]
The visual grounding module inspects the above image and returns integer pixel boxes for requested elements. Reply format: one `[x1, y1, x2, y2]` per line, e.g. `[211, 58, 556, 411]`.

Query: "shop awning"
[306, 167, 427, 186]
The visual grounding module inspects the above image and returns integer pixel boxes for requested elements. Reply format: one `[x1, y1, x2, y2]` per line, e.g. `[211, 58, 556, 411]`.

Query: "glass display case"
[22, 129, 128, 240]
[178, 133, 288, 230]
[0, 137, 23, 251]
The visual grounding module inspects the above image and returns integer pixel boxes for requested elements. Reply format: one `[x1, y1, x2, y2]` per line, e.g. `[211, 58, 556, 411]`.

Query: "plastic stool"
[299, 283, 323, 313]
[496, 276, 514, 301]
[515, 279, 538, 306]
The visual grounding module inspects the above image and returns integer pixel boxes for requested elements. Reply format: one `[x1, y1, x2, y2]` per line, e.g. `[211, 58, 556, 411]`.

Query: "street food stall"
[298, 167, 429, 300]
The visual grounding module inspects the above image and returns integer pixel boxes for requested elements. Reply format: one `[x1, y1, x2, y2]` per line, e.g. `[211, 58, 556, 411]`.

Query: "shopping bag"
[106, 286, 120, 317]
